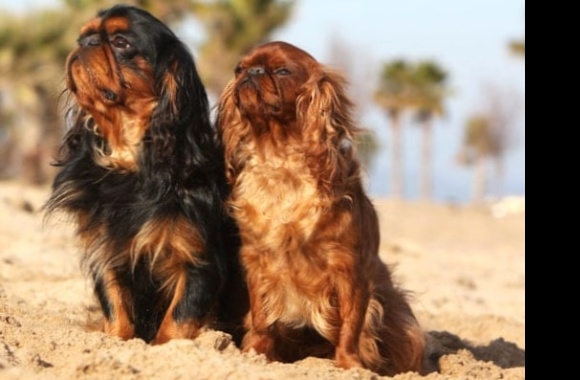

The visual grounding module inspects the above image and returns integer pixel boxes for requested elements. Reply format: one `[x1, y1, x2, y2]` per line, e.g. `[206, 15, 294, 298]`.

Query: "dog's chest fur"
[231, 149, 329, 248]
[231, 150, 342, 334]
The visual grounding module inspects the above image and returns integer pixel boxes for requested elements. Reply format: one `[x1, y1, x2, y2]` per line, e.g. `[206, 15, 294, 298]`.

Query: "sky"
[1, 0, 526, 203]
[269, 0, 526, 203]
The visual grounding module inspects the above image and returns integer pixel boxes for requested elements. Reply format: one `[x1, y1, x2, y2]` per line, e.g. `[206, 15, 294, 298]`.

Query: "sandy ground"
[0, 180, 525, 379]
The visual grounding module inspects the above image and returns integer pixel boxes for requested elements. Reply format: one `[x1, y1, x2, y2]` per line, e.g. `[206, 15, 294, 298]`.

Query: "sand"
[0, 180, 525, 379]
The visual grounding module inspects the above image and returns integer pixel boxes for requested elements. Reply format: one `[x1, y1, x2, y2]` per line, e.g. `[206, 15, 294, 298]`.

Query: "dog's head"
[227, 41, 317, 126]
[218, 41, 358, 187]
[65, 5, 211, 172]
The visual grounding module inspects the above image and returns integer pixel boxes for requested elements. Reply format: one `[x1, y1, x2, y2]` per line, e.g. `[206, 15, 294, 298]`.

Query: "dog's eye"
[235, 65, 243, 77]
[275, 68, 292, 76]
[78, 34, 101, 47]
[111, 35, 131, 49]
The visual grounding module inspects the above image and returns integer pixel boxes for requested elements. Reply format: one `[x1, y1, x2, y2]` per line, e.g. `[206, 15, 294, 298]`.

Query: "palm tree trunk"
[472, 155, 487, 205]
[390, 113, 403, 200]
[419, 119, 433, 201]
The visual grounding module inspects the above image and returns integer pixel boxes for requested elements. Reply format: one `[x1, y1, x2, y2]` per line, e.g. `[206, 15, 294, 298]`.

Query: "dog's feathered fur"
[217, 41, 425, 375]
[45, 5, 247, 344]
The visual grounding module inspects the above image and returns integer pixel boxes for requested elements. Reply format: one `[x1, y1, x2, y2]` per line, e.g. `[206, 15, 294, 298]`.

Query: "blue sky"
[1, 0, 526, 203]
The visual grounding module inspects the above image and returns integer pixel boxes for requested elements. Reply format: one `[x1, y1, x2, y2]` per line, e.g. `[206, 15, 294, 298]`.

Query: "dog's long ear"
[146, 39, 217, 184]
[53, 106, 94, 166]
[216, 80, 251, 185]
[296, 68, 360, 188]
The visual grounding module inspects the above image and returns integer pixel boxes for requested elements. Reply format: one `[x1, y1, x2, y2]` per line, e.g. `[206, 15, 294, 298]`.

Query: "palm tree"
[458, 114, 495, 204]
[374, 60, 414, 200]
[480, 84, 521, 199]
[411, 61, 449, 202]
[191, 0, 296, 98]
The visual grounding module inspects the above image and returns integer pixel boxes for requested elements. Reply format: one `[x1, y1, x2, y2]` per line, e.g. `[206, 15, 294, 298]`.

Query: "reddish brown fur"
[218, 41, 425, 375]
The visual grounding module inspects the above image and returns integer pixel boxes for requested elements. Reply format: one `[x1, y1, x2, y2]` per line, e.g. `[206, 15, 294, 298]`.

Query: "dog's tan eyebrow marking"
[79, 18, 102, 37]
[104, 17, 131, 35]
[79, 18, 101, 38]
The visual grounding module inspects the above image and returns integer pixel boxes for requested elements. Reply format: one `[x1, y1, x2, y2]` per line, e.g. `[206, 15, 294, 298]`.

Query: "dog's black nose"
[248, 66, 266, 76]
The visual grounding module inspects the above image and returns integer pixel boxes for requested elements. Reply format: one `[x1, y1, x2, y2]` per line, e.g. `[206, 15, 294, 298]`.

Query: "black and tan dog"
[46, 5, 246, 344]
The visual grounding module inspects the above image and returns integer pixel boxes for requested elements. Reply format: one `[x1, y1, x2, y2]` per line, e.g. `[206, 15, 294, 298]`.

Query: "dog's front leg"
[95, 269, 135, 340]
[333, 261, 367, 370]
[153, 263, 217, 344]
[241, 265, 276, 359]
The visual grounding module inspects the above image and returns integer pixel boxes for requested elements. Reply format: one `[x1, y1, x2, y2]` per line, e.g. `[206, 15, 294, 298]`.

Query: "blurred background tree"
[458, 114, 493, 204]
[480, 84, 522, 199]
[0, 7, 79, 183]
[374, 60, 414, 200]
[458, 84, 521, 204]
[374, 60, 450, 201]
[410, 61, 449, 202]
[509, 39, 525, 58]
[191, 0, 296, 98]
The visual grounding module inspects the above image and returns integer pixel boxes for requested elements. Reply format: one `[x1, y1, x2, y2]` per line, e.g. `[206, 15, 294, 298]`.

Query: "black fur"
[46, 5, 247, 344]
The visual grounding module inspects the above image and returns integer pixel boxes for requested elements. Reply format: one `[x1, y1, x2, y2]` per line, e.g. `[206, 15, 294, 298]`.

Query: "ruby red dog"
[217, 41, 425, 375]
